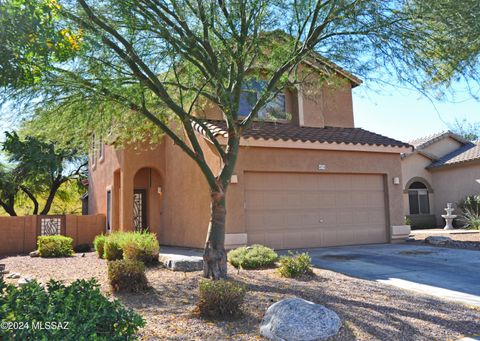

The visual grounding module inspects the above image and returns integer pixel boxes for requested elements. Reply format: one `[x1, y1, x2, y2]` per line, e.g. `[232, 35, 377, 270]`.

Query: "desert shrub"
[0, 278, 144, 340]
[122, 231, 160, 264]
[197, 279, 246, 319]
[227, 245, 277, 269]
[37, 236, 74, 258]
[108, 259, 148, 292]
[458, 208, 480, 230]
[458, 195, 480, 213]
[104, 239, 123, 261]
[278, 252, 313, 278]
[74, 243, 92, 253]
[94, 234, 106, 258]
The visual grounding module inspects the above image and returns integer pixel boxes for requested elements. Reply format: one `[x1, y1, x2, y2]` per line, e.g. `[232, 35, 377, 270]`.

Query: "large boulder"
[158, 254, 203, 272]
[425, 236, 451, 246]
[260, 298, 341, 341]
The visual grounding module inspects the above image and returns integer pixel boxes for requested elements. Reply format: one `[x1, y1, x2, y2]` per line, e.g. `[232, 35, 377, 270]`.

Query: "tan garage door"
[245, 172, 388, 249]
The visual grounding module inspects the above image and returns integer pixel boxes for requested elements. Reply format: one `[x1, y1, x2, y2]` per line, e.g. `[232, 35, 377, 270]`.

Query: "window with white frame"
[238, 79, 287, 120]
[408, 181, 430, 215]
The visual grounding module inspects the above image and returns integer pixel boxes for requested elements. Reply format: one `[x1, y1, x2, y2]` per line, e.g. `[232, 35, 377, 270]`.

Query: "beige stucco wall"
[422, 137, 462, 159]
[431, 162, 480, 225]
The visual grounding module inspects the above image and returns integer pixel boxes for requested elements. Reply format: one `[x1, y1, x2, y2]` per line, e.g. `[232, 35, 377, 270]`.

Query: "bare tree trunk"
[40, 181, 62, 215]
[203, 191, 228, 279]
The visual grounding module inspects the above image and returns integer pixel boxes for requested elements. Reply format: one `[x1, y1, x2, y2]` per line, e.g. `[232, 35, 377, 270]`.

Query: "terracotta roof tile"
[409, 131, 469, 149]
[428, 142, 480, 168]
[194, 120, 411, 148]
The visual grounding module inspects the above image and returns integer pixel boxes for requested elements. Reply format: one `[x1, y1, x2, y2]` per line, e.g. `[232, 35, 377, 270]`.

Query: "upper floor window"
[408, 181, 430, 215]
[239, 79, 287, 120]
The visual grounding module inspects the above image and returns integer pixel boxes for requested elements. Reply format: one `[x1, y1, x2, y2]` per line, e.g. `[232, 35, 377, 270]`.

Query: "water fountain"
[441, 203, 457, 230]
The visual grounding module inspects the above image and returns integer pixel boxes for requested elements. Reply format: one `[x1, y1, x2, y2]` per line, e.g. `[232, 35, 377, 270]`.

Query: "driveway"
[299, 243, 480, 307]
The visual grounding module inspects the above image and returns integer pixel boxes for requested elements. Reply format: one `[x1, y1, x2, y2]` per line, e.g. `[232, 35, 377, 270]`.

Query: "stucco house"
[402, 131, 480, 228]
[87, 59, 412, 250]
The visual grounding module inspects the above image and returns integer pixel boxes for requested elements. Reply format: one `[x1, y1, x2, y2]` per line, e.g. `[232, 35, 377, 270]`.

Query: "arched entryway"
[407, 181, 430, 215]
[133, 167, 163, 233]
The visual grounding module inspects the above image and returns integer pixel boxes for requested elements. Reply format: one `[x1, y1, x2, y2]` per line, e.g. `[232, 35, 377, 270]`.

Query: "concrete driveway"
[298, 243, 480, 307]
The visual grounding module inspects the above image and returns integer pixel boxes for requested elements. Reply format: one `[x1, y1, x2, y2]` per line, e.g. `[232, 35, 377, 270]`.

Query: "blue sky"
[352, 82, 480, 142]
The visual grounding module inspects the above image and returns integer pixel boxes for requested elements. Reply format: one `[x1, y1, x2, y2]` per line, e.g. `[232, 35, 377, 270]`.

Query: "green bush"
[94, 234, 106, 258]
[37, 235, 74, 258]
[458, 195, 480, 213]
[96, 231, 160, 263]
[278, 252, 313, 278]
[0, 278, 144, 340]
[459, 208, 480, 230]
[122, 231, 160, 264]
[108, 259, 148, 292]
[227, 245, 277, 269]
[197, 279, 246, 319]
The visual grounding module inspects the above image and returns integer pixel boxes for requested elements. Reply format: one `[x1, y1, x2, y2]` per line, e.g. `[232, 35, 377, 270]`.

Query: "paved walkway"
[410, 228, 480, 235]
[301, 243, 480, 307]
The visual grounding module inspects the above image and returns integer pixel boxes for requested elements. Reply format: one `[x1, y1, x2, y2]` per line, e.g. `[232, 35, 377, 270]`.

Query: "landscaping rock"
[158, 254, 203, 272]
[29, 250, 40, 257]
[425, 236, 452, 246]
[18, 277, 33, 286]
[6, 272, 21, 279]
[260, 297, 341, 341]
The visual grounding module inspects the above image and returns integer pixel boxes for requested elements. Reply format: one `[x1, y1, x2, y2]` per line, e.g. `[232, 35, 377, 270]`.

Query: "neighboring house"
[402, 131, 480, 228]
[87, 59, 411, 249]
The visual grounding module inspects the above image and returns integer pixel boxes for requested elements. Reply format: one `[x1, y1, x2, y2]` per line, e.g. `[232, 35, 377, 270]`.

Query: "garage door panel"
[245, 172, 388, 249]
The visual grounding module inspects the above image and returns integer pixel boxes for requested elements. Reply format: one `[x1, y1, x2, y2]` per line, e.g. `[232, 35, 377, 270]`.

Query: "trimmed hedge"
[37, 236, 74, 258]
[108, 259, 148, 292]
[227, 245, 277, 269]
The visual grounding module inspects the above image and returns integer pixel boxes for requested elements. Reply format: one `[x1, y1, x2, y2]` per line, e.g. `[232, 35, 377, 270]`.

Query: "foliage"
[458, 195, 480, 212]
[0, 278, 145, 340]
[458, 195, 480, 229]
[227, 245, 278, 269]
[103, 238, 123, 261]
[404, 216, 412, 225]
[197, 279, 247, 319]
[99, 231, 159, 263]
[0, 131, 86, 216]
[449, 119, 480, 141]
[37, 235, 74, 258]
[458, 208, 480, 230]
[122, 232, 160, 264]
[73, 243, 91, 253]
[94, 234, 106, 258]
[278, 252, 313, 278]
[108, 259, 148, 292]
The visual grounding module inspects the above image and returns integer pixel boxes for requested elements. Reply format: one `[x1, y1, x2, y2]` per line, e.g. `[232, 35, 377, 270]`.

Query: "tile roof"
[428, 142, 480, 168]
[409, 131, 469, 150]
[194, 120, 411, 148]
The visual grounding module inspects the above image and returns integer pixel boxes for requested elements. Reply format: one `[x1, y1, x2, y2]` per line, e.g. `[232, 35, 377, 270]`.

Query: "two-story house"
[87, 58, 411, 249]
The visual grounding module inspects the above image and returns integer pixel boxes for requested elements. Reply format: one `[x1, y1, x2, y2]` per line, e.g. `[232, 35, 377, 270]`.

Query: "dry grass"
[1, 252, 480, 340]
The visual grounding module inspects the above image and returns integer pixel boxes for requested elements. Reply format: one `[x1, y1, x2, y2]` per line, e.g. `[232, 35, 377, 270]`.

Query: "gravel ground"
[1, 252, 480, 340]
[412, 230, 480, 242]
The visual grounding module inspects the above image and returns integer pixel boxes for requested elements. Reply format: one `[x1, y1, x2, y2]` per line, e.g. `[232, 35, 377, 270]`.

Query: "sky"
[352, 82, 480, 143]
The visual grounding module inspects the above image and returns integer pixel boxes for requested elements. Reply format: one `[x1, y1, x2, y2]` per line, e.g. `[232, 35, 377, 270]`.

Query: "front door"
[133, 189, 147, 231]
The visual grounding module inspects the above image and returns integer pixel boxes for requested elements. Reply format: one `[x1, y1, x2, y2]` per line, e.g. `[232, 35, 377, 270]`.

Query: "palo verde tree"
[0, 132, 87, 216]
[1, 0, 479, 278]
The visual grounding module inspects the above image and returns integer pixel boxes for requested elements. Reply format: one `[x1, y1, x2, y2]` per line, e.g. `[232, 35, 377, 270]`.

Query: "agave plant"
[458, 207, 480, 230]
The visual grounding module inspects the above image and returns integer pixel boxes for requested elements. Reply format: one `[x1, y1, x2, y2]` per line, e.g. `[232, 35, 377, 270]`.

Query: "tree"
[0, 132, 87, 216]
[449, 118, 480, 141]
[1, 0, 479, 278]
